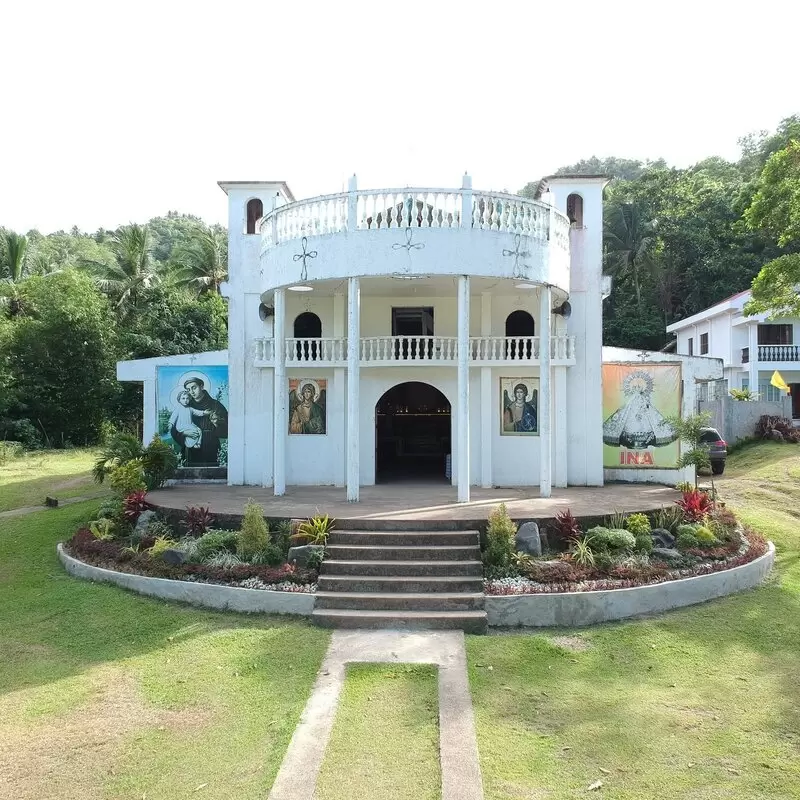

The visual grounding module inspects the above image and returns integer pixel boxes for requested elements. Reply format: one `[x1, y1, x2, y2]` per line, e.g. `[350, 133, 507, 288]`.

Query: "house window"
[391, 307, 434, 359]
[566, 193, 584, 227]
[505, 310, 535, 360]
[293, 312, 322, 360]
[741, 378, 749, 391]
[687, 337, 694, 356]
[758, 324, 793, 345]
[700, 333, 709, 355]
[759, 381, 783, 402]
[246, 198, 263, 234]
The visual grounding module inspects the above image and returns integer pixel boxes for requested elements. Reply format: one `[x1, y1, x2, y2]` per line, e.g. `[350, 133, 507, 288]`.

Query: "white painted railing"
[261, 187, 567, 250]
[758, 344, 800, 362]
[253, 335, 576, 365]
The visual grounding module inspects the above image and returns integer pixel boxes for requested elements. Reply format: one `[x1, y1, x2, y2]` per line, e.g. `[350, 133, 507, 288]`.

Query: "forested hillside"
[2, 117, 799, 446]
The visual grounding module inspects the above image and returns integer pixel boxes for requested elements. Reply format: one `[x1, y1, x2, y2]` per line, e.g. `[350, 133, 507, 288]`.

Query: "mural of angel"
[501, 378, 538, 435]
[602, 369, 677, 449]
[289, 378, 327, 435]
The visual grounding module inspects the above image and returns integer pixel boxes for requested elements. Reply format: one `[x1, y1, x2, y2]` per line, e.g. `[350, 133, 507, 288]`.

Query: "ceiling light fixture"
[514, 282, 536, 290]
[287, 285, 314, 292]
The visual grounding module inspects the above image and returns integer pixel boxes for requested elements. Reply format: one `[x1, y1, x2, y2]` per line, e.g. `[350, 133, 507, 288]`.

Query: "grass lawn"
[0, 501, 331, 799]
[0, 448, 109, 512]
[315, 664, 441, 800]
[467, 441, 800, 800]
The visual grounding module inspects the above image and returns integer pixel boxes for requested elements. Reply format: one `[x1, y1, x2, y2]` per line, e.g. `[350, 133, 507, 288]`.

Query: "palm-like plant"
[0, 232, 29, 316]
[603, 202, 655, 309]
[90, 224, 159, 316]
[171, 226, 228, 294]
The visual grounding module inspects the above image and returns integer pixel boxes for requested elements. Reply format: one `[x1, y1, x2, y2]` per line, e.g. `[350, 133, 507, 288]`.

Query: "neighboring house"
[666, 290, 800, 419]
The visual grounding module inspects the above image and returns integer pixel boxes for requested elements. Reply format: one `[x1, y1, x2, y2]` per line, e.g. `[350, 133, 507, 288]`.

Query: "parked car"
[699, 426, 727, 475]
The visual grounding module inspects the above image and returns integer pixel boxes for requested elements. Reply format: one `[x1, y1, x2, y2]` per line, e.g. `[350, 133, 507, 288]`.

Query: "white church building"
[118, 175, 723, 501]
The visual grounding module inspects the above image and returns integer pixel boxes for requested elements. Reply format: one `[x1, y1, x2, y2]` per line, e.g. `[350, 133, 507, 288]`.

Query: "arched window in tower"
[293, 311, 322, 361]
[505, 310, 535, 359]
[246, 198, 263, 234]
[566, 193, 584, 227]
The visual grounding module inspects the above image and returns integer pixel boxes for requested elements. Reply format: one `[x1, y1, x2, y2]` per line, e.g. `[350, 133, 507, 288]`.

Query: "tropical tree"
[603, 201, 655, 309]
[89, 223, 160, 316]
[171, 225, 228, 294]
[0, 232, 29, 317]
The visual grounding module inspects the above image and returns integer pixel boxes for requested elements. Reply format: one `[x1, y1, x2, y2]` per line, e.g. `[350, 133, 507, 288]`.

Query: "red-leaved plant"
[553, 508, 582, 543]
[181, 505, 215, 537]
[676, 489, 714, 522]
[123, 491, 149, 523]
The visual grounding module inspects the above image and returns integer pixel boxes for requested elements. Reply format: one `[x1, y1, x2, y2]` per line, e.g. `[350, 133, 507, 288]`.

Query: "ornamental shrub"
[484, 503, 518, 578]
[108, 459, 146, 496]
[148, 536, 178, 558]
[694, 525, 717, 545]
[141, 435, 178, 489]
[625, 513, 651, 537]
[195, 529, 238, 562]
[676, 523, 700, 538]
[676, 531, 699, 550]
[238, 500, 270, 559]
[634, 532, 653, 554]
[585, 526, 636, 553]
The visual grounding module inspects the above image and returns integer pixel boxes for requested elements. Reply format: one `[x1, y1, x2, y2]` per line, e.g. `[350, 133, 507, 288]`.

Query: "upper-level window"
[700, 333, 709, 354]
[566, 193, 584, 227]
[687, 337, 694, 356]
[246, 198, 263, 234]
[758, 324, 793, 345]
[293, 312, 322, 361]
[505, 310, 535, 359]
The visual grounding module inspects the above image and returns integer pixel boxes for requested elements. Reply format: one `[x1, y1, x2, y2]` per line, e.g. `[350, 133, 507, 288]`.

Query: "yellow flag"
[771, 370, 790, 393]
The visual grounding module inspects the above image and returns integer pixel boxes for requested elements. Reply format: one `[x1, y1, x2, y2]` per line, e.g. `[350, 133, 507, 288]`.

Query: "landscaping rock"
[515, 521, 542, 557]
[652, 547, 682, 561]
[162, 548, 187, 566]
[288, 544, 324, 567]
[651, 528, 676, 548]
[133, 509, 157, 537]
[45, 496, 59, 508]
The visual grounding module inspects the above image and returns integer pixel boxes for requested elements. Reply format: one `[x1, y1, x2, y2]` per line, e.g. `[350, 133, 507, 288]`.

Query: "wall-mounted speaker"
[553, 300, 572, 319]
[258, 303, 274, 321]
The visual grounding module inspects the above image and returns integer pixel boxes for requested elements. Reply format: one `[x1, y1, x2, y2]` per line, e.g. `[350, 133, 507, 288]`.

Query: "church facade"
[117, 174, 722, 500]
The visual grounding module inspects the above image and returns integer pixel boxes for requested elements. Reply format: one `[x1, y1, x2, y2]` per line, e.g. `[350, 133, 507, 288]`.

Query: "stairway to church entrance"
[375, 382, 451, 484]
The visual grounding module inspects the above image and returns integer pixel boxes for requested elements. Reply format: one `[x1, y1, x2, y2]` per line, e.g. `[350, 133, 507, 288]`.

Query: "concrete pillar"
[142, 377, 156, 445]
[480, 291, 492, 488]
[347, 277, 360, 502]
[554, 366, 568, 488]
[457, 275, 471, 502]
[748, 322, 759, 395]
[333, 292, 346, 487]
[273, 288, 286, 496]
[539, 286, 552, 497]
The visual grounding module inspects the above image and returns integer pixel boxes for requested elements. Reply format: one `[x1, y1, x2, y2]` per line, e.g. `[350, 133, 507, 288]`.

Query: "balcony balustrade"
[757, 344, 800, 362]
[253, 335, 576, 367]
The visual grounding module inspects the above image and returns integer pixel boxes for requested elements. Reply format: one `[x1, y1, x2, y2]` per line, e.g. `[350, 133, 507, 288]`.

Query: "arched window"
[246, 198, 263, 234]
[505, 310, 535, 360]
[293, 312, 322, 361]
[566, 193, 583, 227]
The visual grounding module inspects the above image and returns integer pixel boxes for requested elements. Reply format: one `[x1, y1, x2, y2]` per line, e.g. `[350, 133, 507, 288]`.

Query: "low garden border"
[57, 544, 315, 616]
[485, 542, 775, 627]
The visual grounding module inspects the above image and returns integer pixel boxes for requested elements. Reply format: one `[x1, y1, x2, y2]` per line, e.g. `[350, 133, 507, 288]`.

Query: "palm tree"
[171, 226, 228, 294]
[603, 202, 655, 309]
[90, 224, 159, 316]
[0, 231, 29, 316]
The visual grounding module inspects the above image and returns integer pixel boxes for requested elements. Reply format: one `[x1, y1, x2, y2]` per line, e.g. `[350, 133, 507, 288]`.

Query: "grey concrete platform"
[147, 482, 680, 528]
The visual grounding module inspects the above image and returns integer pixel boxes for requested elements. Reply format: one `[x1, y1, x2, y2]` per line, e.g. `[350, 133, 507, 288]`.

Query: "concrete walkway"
[0, 492, 106, 520]
[268, 630, 483, 800]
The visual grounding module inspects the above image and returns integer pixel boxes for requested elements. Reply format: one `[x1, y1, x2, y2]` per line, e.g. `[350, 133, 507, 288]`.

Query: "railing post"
[748, 323, 759, 396]
[347, 174, 358, 231]
[461, 173, 472, 228]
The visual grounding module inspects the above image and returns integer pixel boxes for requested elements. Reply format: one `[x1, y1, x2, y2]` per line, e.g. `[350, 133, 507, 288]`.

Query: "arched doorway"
[293, 311, 322, 360]
[375, 382, 451, 483]
[505, 309, 535, 359]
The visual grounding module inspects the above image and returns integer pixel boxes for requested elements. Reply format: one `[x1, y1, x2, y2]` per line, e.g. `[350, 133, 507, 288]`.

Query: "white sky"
[1, 0, 796, 234]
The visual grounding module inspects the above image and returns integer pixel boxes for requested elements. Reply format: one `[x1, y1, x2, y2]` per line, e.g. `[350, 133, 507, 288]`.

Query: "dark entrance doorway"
[791, 384, 800, 420]
[375, 382, 451, 483]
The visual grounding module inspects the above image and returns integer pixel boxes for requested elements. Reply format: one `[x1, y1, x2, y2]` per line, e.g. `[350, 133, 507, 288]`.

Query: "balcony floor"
[147, 482, 679, 528]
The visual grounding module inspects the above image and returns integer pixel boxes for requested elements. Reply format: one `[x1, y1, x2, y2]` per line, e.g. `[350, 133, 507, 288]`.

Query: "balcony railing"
[741, 346, 749, 364]
[260, 187, 569, 252]
[254, 335, 576, 367]
[758, 344, 800, 362]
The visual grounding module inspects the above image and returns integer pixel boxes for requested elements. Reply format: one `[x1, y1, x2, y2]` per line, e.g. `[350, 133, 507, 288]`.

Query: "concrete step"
[311, 608, 488, 634]
[314, 591, 485, 612]
[321, 559, 483, 577]
[328, 530, 480, 547]
[317, 574, 484, 594]
[326, 544, 480, 561]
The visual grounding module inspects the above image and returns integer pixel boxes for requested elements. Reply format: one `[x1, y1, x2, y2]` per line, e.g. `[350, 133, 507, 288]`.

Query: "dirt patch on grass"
[0, 671, 211, 800]
[549, 635, 591, 652]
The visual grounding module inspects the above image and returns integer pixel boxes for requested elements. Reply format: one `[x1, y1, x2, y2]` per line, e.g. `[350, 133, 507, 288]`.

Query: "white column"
[333, 292, 346, 487]
[347, 277, 360, 502]
[480, 292, 492, 488]
[457, 275, 471, 502]
[748, 322, 759, 395]
[142, 377, 156, 445]
[539, 286, 552, 497]
[554, 366, 568, 488]
[273, 288, 287, 496]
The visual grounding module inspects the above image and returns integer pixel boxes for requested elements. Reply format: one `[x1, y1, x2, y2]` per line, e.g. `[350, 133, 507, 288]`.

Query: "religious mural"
[602, 363, 681, 469]
[157, 366, 229, 469]
[501, 377, 539, 435]
[289, 378, 327, 435]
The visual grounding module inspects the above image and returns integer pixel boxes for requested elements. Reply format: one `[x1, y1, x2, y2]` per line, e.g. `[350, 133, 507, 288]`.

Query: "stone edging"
[57, 544, 315, 616]
[485, 542, 775, 627]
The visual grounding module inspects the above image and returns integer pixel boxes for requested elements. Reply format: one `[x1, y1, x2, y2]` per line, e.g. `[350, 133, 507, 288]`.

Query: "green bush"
[676, 531, 699, 550]
[676, 523, 700, 538]
[625, 513, 651, 537]
[237, 501, 270, 559]
[250, 542, 286, 566]
[141, 435, 178, 489]
[107, 459, 146, 496]
[634, 532, 653, 554]
[483, 503, 518, 578]
[195, 529, 238, 562]
[144, 520, 174, 540]
[585, 526, 636, 552]
[148, 536, 178, 558]
[694, 525, 718, 545]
